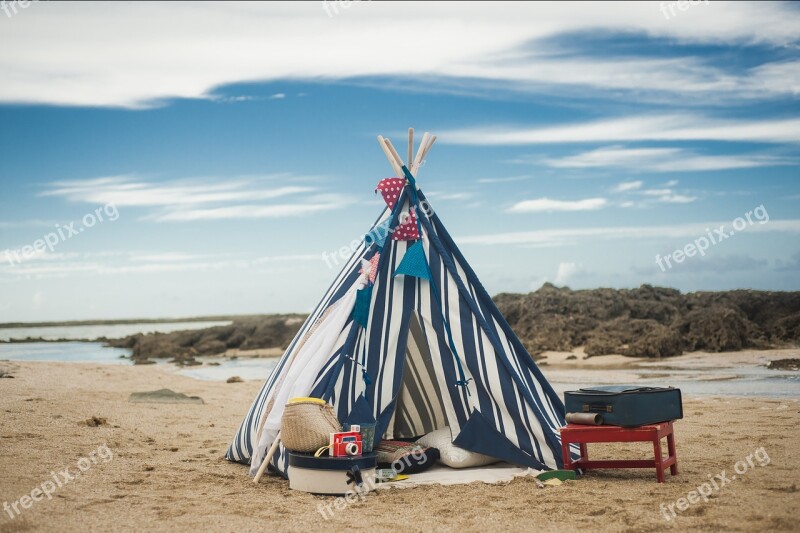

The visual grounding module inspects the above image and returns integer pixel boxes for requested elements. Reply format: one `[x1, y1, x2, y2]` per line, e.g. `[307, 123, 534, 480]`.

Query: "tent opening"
[386, 312, 448, 439]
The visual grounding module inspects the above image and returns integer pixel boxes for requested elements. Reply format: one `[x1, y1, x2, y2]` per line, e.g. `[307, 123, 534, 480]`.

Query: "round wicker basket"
[280, 397, 341, 452]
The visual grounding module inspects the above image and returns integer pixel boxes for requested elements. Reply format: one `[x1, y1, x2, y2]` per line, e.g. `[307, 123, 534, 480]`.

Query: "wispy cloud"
[0, 219, 58, 229]
[508, 197, 608, 213]
[630, 183, 697, 205]
[658, 194, 697, 204]
[554, 261, 583, 285]
[43, 175, 314, 207]
[542, 146, 795, 172]
[460, 219, 800, 247]
[0, 250, 323, 280]
[441, 115, 800, 146]
[1, 3, 799, 107]
[613, 180, 643, 192]
[41, 175, 348, 222]
[424, 191, 475, 202]
[146, 201, 347, 222]
[476, 175, 532, 184]
[131, 252, 212, 262]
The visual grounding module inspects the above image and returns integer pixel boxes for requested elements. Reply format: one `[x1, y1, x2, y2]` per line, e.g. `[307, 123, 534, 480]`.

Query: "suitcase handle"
[582, 403, 613, 413]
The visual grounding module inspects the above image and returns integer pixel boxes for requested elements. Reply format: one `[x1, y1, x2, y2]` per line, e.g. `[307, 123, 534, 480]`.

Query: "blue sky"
[0, 1, 798, 322]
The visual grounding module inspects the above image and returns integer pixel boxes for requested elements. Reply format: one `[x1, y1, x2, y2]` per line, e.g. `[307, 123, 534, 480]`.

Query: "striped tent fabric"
[226, 178, 570, 477]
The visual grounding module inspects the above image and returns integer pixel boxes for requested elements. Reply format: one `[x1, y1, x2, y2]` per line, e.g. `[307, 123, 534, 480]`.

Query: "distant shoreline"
[0, 315, 269, 329]
[3, 284, 800, 362]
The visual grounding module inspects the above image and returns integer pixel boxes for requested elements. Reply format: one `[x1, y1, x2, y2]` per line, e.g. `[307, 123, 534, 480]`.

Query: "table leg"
[667, 430, 678, 476]
[653, 436, 665, 483]
[561, 436, 572, 470]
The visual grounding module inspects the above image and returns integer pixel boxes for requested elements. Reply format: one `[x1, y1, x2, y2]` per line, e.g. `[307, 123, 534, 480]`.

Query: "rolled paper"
[566, 412, 604, 425]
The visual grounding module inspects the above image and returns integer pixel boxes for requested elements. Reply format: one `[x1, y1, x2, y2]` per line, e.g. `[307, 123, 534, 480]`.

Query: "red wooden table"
[560, 421, 678, 483]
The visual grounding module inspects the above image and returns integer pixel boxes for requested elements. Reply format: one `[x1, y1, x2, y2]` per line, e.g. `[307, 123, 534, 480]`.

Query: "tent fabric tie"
[347, 355, 372, 400]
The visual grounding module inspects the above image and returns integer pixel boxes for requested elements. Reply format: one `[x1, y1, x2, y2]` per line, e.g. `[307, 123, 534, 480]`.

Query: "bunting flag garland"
[375, 178, 405, 208]
[365, 219, 392, 249]
[359, 254, 380, 284]
[393, 241, 430, 280]
[391, 207, 419, 241]
[352, 285, 373, 328]
[375, 178, 419, 241]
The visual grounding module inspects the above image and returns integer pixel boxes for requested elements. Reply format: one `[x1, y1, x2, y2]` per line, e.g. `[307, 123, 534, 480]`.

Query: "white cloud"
[131, 252, 211, 262]
[460, 219, 800, 247]
[43, 175, 314, 207]
[508, 197, 608, 213]
[0, 219, 57, 229]
[269, 93, 286, 99]
[543, 146, 796, 172]
[476, 175, 532, 184]
[424, 191, 475, 201]
[441, 115, 800, 146]
[147, 202, 346, 222]
[634, 186, 698, 205]
[554, 262, 580, 285]
[614, 180, 643, 192]
[658, 194, 697, 204]
[40, 175, 347, 222]
[1, 3, 799, 107]
[641, 188, 673, 196]
[0, 250, 324, 280]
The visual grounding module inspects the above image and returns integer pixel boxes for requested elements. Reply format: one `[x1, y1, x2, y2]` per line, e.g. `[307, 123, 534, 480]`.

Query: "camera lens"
[345, 442, 358, 456]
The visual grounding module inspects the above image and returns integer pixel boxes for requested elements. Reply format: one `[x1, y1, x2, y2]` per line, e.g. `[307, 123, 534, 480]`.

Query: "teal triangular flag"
[352, 286, 373, 328]
[365, 219, 392, 249]
[393, 241, 430, 280]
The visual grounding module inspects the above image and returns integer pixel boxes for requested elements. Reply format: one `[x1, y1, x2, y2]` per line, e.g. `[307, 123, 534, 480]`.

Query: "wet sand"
[0, 351, 798, 532]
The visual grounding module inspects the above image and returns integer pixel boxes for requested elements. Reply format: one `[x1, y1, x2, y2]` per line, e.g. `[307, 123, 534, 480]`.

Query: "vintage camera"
[329, 431, 362, 457]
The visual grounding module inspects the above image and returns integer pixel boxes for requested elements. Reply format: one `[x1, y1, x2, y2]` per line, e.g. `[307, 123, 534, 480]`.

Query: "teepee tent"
[226, 130, 568, 478]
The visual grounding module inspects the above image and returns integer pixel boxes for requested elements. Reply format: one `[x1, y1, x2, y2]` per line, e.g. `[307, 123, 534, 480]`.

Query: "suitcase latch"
[582, 404, 613, 413]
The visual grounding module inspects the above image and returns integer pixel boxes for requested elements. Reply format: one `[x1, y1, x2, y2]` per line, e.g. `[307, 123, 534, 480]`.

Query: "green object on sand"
[536, 470, 577, 482]
[128, 388, 204, 404]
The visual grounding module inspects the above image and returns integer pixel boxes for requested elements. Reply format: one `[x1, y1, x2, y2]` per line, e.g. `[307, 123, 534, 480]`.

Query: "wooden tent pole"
[411, 132, 430, 175]
[421, 135, 437, 162]
[253, 431, 281, 484]
[377, 135, 403, 176]
[407, 128, 414, 167]
[378, 129, 436, 178]
[383, 138, 405, 172]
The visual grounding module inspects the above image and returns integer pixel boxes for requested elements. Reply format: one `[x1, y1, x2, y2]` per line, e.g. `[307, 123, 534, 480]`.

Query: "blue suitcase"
[564, 386, 683, 427]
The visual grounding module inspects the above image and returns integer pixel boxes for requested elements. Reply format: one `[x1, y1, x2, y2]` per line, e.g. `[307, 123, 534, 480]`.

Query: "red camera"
[329, 431, 362, 457]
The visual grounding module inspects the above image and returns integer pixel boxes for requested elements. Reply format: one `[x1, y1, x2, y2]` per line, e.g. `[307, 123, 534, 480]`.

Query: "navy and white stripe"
[226, 185, 569, 476]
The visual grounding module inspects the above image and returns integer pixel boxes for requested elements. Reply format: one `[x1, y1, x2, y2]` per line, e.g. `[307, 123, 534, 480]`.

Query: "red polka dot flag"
[375, 178, 419, 241]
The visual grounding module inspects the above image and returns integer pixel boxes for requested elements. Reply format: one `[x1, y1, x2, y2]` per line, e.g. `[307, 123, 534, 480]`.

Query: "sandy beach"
[1, 352, 798, 532]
